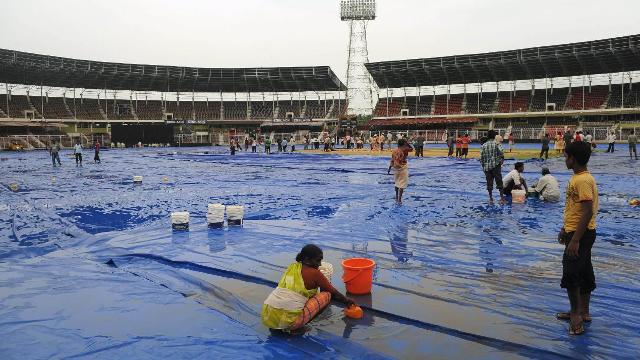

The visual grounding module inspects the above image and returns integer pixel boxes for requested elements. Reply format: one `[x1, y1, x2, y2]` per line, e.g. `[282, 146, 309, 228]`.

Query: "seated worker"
[503, 162, 528, 196]
[262, 244, 355, 333]
[532, 167, 561, 202]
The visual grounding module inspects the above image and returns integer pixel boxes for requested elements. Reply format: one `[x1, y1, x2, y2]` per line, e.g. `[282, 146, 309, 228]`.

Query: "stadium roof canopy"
[0, 49, 345, 93]
[366, 34, 640, 89]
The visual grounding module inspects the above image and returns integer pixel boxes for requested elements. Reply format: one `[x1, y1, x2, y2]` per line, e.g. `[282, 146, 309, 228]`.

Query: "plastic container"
[207, 204, 226, 227]
[133, 175, 143, 184]
[512, 189, 526, 204]
[342, 258, 376, 295]
[171, 211, 190, 230]
[318, 261, 333, 282]
[226, 205, 244, 226]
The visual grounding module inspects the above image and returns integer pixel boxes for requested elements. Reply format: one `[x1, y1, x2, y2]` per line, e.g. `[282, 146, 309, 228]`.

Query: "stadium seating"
[29, 96, 73, 119]
[3, 83, 637, 125]
[105, 100, 135, 120]
[71, 98, 105, 120]
[498, 91, 530, 113]
[165, 101, 194, 120]
[433, 94, 463, 115]
[564, 86, 608, 110]
[223, 101, 248, 120]
[373, 97, 402, 117]
[402, 96, 433, 116]
[464, 93, 497, 114]
[276, 101, 303, 119]
[0, 95, 35, 118]
[608, 86, 640, 108]
[328, 101, 347, 118]
[194, 101, 221, 120]
[304, 100, 329, 119]
[136, 100, 164, 120]
[249, 102, 273, 119]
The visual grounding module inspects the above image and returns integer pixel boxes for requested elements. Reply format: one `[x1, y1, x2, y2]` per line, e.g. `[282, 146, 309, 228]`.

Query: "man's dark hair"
[487, 130, 497, 139]
[514, 162, 524, 169]
[565, 141, 592, 166]
[397, 138, 407, 147]
[296, 244, 322, 262]
[541, 167, 550, 175]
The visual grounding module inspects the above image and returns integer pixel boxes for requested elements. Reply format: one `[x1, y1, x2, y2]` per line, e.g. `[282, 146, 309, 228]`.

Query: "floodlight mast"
[341, 0, 376, 116]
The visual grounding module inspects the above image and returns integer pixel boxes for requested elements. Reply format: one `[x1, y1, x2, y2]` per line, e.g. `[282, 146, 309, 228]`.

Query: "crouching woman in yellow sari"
[262, 244, 356, 332]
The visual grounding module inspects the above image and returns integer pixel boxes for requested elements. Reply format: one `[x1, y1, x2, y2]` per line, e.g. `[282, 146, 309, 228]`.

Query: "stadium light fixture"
[340, 0, 376, 21]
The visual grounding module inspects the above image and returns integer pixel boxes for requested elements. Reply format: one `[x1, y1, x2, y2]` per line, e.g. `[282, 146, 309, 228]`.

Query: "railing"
[174, 133, 211, 146]
[366, 126, 628, 142]
[0, 134, 111, 150]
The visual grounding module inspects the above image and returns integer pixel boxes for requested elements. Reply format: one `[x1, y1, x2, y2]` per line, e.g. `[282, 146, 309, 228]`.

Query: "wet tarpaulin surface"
[1, 146, 639, 359]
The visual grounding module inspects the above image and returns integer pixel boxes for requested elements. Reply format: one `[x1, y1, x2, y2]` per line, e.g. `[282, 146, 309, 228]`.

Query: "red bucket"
[341, 258, 376, 295]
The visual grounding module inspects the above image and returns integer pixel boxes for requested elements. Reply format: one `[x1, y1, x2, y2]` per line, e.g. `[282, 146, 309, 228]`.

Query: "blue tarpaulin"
[1, 146, 638, 359]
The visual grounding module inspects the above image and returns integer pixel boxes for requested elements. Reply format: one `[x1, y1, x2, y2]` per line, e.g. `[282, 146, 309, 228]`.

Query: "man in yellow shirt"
[557, 141, 598, 336]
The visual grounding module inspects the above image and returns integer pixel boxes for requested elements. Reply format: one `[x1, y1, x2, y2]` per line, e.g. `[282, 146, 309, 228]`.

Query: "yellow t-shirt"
[563, 171, 598, 232]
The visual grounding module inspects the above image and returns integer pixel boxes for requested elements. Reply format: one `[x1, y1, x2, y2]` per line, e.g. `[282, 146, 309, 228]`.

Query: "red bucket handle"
[342, 269, 363, 284]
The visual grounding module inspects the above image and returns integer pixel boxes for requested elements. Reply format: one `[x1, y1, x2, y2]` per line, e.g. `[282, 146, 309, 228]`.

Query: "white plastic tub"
[512, 189, 526, 204]
[171, 211, 190, 229]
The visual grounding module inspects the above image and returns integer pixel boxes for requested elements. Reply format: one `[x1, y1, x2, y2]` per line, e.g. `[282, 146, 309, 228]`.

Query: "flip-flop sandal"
[569, 322, 585, 336]
[556, 312, 592, 322]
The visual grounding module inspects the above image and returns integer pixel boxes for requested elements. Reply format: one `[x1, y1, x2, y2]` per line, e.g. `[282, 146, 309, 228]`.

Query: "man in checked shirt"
[480, 130, 506, 205]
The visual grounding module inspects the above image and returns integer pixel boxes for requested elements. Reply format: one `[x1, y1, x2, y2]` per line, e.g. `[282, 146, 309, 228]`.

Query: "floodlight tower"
[341, 0, 376, 116]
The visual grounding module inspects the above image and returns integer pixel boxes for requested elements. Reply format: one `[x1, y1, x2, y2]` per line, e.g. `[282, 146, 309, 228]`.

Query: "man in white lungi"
[388, 138, 413, 204]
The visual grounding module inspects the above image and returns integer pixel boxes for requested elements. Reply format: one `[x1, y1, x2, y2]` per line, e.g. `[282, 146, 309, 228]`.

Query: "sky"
[1, 0, 639, 88]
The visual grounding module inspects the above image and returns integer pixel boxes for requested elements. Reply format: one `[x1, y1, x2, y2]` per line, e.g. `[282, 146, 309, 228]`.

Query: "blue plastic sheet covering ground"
[1, 145, 639, 359]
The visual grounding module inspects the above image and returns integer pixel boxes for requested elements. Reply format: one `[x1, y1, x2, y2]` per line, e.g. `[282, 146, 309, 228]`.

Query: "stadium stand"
[165, 101, 194, 120]
[249, 102, 273, 119]
[328, 101, 347, 119]
[565, 86, 609, 110]
[135, 100, 164, 120]
[105, 99, 135, 120]
[464, 93, 497, 114]
[373, 97, 401, 117]
[498, 91, 530, 113]
[223, 101, 248, 120]
[304, 100, 329, 119]
[29, 96, 73, 119]
[69, 98, 105, 120]
[433, 94, 464, 115]
[609, 85, 640, 108]
[277, 101, 303, 119]
[0, 95, 34, 118]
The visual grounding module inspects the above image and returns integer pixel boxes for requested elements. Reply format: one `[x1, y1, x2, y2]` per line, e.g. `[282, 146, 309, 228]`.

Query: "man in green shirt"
[264, 137, 272, 154]
[628, 130, 637, 160]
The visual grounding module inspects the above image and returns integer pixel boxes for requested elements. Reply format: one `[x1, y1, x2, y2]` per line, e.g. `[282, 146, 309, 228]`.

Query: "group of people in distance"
[445, 132, 471, 159]
[48, 139, 101, 167]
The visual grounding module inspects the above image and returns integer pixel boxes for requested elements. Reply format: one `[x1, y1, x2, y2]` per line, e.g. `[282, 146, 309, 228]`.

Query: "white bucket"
[512, 189, 526, 204]
[207, 204, 225, 226]
[171, 211, 190, 229]
[226, 205, 244, 225]
[133, 175, 143, 183]
[318, 261, 333, 282]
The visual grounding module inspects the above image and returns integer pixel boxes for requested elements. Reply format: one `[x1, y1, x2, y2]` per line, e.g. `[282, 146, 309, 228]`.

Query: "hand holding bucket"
[342, 258, 376, 295]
